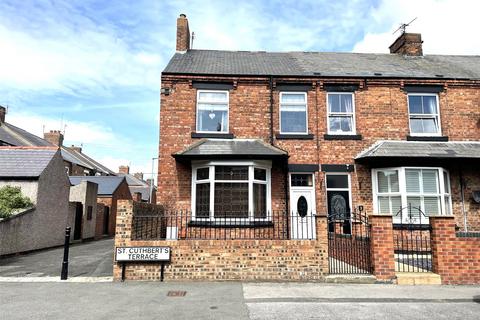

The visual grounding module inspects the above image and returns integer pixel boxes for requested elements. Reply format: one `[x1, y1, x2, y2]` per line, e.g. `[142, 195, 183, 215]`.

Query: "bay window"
[192, 161, 271, 221]
[280, 92, 308, 134]
[327, 93, 356, 134]
[408, 94, 441, 136]
[373, 167, 452, 223]
[196, 90, 229, 133]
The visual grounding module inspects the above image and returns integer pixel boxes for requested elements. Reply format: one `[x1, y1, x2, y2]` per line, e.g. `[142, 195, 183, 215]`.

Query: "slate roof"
[0, 123, 52, 147]
[64, 147, 115, 175]
[0, 121, 114, 175]
[69, 176, 126, 196]
[0, 148, 57, 178]
[163, 50, 480, 80]
[117, 172, 155, 201]
[355, 141, 480, 160]
[173, 139, 288, 160]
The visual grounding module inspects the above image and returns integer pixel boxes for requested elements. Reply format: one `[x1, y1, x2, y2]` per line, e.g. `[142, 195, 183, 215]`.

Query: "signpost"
[115, 246, 171, 281]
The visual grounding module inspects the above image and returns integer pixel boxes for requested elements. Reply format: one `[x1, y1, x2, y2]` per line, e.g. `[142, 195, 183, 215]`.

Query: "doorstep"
[325, 274, 376, 284]
[396, 272, 442, 285]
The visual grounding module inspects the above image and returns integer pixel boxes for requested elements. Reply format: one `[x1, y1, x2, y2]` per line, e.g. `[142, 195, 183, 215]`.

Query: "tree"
[0, 186, 33, 219]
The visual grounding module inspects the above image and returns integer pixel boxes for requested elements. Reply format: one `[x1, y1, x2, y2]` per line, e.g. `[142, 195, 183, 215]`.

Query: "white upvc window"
[191, 160, 272, 221]
[279, 92, 308, 134]
[327, 92, 356, 134]
[196, 90, 229, 133]
[372, 167, 452, 223]
[408, 93, 441, 136]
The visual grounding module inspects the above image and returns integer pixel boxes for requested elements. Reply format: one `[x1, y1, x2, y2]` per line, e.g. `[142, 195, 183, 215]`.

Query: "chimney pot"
[43, 129, 64, 147]
[176, 13, 190, 52]
[0, 106, 6, 124]
[119, 165, 130, 174]
[70, 145, 82, 153]
[389, 33, 423, 56]
[133, 172, 144, 181]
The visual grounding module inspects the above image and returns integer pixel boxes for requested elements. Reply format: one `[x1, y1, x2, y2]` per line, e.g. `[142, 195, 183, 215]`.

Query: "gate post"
[370, 214, 396, 282]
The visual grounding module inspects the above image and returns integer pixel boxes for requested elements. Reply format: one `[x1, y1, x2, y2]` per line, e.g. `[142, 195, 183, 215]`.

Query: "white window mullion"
[209, 166, 215, 221]
[248, 166, 254, 220]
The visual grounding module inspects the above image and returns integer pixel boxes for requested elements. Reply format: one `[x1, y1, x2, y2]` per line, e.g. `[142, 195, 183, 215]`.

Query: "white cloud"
[353, 0, 480, 54]
[0, 3, 163, 96]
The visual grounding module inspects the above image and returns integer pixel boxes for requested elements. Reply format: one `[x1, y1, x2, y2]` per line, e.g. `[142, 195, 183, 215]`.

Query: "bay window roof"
[173, 139, 288, 161]
[356, 141, 480, 163]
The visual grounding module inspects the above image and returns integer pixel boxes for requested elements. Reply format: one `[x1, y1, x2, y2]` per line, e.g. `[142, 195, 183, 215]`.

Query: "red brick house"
[159, 15, 480, 232]
[113, 15, 480, 283]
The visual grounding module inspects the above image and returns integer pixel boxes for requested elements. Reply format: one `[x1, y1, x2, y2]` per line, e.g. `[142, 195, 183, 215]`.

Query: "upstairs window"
[408, 94, 441, 136]
[196, 90, 229, 133]
[327, 93, 355, 134]
[280, 92, 308, 134]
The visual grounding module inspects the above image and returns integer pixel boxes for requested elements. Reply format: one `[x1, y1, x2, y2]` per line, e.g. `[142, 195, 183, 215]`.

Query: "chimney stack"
[44, 130, 64, 147]
[70, 145, 82, 153]
[133, 172, 144, 180]
[389, 33, 423, 56]
[119, 165, 130, 174]
[0, 106, 5, 124]
[176, 14, 190, 52]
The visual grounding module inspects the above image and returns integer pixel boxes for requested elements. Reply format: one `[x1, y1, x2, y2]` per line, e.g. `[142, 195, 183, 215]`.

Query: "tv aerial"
[393, 17, 417, 35]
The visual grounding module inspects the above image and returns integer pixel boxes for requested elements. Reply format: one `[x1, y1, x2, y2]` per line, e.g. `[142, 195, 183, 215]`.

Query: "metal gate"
[393, 205, 432, 272]
[328, 210, 372, 274]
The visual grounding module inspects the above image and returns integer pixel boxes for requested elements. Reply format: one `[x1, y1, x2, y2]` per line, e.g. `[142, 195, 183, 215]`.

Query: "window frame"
[372, 167, 452, 221]
[279, 91, 308, 135]
[407, 93, 442, 137]
[195, 89, 229, 134]
[191, 160, 272, 222]
[326, 92, 356, 135]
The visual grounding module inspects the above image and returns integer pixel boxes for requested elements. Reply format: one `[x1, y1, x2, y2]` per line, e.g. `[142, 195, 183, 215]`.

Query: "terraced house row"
[113, 14, 480, 284]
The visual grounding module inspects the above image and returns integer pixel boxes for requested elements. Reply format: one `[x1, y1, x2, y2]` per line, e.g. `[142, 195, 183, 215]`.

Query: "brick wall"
[430, 216, 480, 284]
[114, 200, 329, 281]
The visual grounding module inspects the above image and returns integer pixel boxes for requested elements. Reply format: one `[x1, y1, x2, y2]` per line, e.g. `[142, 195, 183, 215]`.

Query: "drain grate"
[167, 290, 187, 297]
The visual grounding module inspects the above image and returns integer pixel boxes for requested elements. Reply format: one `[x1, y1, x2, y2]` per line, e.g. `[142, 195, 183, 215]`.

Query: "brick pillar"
[369, 214, 396, 282]
[113, 200, 134, 281]
[429, 215, 456, 278]
[315, 214, 329, 274]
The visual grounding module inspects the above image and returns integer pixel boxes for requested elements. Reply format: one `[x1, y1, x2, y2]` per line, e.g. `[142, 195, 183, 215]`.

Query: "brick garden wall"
[114, 201, 329, 281]
[430, 216, 480, 284]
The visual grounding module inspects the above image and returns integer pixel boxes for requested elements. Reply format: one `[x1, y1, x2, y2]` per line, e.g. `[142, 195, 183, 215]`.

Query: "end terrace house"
[159, 15, 480, 232]
[114, 15, 480, 283]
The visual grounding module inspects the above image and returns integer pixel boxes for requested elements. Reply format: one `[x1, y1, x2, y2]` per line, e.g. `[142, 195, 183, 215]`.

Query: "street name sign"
[115, 246, 170, 262]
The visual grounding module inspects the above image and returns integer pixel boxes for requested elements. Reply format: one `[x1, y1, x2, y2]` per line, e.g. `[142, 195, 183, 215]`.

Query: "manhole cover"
[167, 291, 187, 297]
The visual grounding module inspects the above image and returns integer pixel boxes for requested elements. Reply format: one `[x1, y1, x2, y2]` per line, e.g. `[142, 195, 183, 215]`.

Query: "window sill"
[324, 134, 362, 141]
[188, 220, 274, 228]
[191, 132, 234, 139]
[406, 135, 448, 142]
[275, 133, 314, 140]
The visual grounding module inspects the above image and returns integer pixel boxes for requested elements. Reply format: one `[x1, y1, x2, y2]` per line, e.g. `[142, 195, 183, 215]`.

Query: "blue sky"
[0, 0, 477, 178]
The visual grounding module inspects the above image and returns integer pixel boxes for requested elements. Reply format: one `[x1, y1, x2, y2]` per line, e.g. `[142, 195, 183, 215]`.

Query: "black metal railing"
[327, 210, 373, 274]
[131, 211, 317, 240]
[393, 205, 432, 272]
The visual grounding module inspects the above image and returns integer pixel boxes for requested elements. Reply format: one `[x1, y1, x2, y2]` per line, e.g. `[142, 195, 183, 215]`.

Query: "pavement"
[0, 282, 479, 319]
[1, 241, 480, 319]
[0, 238, 114, 278]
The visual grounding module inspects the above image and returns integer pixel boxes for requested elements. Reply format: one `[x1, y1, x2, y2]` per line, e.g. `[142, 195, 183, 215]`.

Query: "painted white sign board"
[115, 247, 170, 262]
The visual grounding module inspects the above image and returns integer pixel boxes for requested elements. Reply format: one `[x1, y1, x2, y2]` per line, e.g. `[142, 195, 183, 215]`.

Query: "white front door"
[290, 173, 316, 239]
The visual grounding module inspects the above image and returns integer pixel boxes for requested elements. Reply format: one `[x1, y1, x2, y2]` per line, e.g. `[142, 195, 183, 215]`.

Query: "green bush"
[0, 186, 33, 219]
